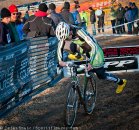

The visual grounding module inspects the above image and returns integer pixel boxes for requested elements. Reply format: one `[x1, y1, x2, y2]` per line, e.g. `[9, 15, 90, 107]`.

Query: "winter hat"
[63, 2, 70, 9]
[89, 7, 93, 10]
[132, 3, 136, 7]
[9, 4, 18, 13]
[1, 8, 11, 18]
[49, 3, 56, 10]
[129, 2, 133, 6]
[39, 3, 48, 12]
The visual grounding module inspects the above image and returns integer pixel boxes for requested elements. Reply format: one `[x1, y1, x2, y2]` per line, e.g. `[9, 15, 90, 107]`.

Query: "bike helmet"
[56, 22, 70, 41]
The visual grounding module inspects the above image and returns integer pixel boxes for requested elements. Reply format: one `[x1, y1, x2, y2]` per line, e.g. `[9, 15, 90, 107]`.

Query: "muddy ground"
[0, 36, 139, 130]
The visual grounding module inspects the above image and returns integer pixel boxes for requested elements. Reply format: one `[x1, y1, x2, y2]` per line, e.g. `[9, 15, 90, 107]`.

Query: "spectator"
[80, 9, 88, 31]
[48, 3, 64, 26]
[8, 4, 21, 43]
[124, 6, 128, 23]
[109, 7, 116, 34]
[128, 2, 133, 9]
[23, 3, 55, 38]
[97, 8, 105, 33]
[124, 6, 133, 34]
[16, 12, 25, 40]
[88, 6, 96, 35]
[72, 5, 82, 26]
[71, 5, 82, 38]
[116, 3, 126, 34]
[132, 3, 138, 20]
[23, 11, 29, 23]
[0, 8, 12, 46]
[60, 2, 74, 24]
[131, 2, 139, 34]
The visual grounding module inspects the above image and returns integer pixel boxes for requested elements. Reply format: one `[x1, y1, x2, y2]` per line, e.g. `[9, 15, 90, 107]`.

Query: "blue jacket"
[125, 9, 133, 22]
[16, 23, 24, 40]
[132, 7, 138, 20]
[72, 10, 79, 24]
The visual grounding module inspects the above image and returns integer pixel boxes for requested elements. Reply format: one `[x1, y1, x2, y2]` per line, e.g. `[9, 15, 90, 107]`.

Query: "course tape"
[95, 33, 139, 38]
[93, 18, 139, 33]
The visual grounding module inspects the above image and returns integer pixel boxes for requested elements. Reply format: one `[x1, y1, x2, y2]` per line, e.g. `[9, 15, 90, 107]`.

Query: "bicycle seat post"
[85, 60, 90, 78]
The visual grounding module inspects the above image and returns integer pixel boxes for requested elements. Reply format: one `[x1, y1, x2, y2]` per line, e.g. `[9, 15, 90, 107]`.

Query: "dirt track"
[0, 36, 139, 130]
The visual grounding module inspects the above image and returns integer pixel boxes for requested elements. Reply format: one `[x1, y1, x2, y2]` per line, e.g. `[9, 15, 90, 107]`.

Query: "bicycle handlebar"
[66, 60, 91, 77]
[67, 60, 90, 67]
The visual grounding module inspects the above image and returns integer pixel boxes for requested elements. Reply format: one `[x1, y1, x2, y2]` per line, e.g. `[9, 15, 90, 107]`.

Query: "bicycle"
[64, 60, 97, 128]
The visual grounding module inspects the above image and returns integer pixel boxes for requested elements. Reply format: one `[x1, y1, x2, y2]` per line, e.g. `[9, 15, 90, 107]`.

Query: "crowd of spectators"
[109, 2, 139, 34]
[0, 4, 22, 46]
[0, 1, 139, 46]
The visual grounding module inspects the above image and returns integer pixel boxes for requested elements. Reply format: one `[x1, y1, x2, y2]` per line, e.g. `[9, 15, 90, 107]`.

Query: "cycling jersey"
[57, 28, 104, 68]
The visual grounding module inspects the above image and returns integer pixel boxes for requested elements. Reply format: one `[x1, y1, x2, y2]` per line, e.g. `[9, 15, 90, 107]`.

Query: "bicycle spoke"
[84, 74, 97, 114]
[65, 84, 78, 127]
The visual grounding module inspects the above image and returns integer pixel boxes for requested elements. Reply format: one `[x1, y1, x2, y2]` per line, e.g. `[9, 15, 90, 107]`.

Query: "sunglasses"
[12, 13, 19, 15]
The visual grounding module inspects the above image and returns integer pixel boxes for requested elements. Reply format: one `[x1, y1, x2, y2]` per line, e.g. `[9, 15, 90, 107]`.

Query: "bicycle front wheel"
[84, 73, 97, 114]
[65, 82, 78, 127]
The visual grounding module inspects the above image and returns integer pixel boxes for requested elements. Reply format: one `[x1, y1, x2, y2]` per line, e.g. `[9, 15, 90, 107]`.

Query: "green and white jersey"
[57, 28, 104, 68]
[76, 29, 104, 68]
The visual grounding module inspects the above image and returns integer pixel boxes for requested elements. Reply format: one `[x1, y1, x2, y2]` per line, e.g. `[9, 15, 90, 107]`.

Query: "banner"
[103, 45, 139, 72]
[0, 37, 63, 117]
[0, 42, 30, 104]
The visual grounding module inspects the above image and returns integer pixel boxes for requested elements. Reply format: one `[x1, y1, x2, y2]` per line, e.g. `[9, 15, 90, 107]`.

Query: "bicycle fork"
[76, 84, 86, 107]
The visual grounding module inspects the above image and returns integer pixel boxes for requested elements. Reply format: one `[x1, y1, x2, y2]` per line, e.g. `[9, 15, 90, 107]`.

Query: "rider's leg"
[62, 40, 84, 60]
[94, 67, 127, 94]
[68, 43, 84, 60]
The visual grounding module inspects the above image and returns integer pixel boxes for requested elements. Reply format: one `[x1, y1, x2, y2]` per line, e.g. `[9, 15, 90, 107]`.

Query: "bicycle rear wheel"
[65, 82, 78, 127]
[84, 73, 97, 114]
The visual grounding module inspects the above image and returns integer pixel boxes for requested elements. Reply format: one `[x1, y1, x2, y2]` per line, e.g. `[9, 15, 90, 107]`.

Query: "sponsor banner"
[0, 37, 63, 117]
[0, 42, 30, 104]
[103, 45, 139, 72]
[104, 56, 138, 71]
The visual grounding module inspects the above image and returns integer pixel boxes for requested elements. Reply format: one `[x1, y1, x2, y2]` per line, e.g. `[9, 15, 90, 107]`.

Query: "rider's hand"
[59, 61, 67, 67]
[87, 63, 93, 71]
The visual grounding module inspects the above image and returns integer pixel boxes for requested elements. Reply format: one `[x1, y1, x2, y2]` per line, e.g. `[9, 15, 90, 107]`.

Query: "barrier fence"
[0, 37, 63, 118]
[0, 36, 139, 118]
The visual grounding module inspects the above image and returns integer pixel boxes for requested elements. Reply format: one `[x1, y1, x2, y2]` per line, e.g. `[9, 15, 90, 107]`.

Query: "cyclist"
[56, 22, 127, 94]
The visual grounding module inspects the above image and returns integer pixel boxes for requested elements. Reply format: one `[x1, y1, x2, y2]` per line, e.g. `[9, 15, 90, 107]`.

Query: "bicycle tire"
[65, 82, 78, 127]
[84, 73, 97, 114]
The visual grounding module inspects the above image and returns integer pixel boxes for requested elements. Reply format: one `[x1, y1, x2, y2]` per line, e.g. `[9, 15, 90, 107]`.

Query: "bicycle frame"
[69, 65, 88, 107]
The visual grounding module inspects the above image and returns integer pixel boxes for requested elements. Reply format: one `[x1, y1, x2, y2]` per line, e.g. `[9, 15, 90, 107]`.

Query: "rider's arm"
[57, 40, 64, 62]
[57, 40, 68, 67]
